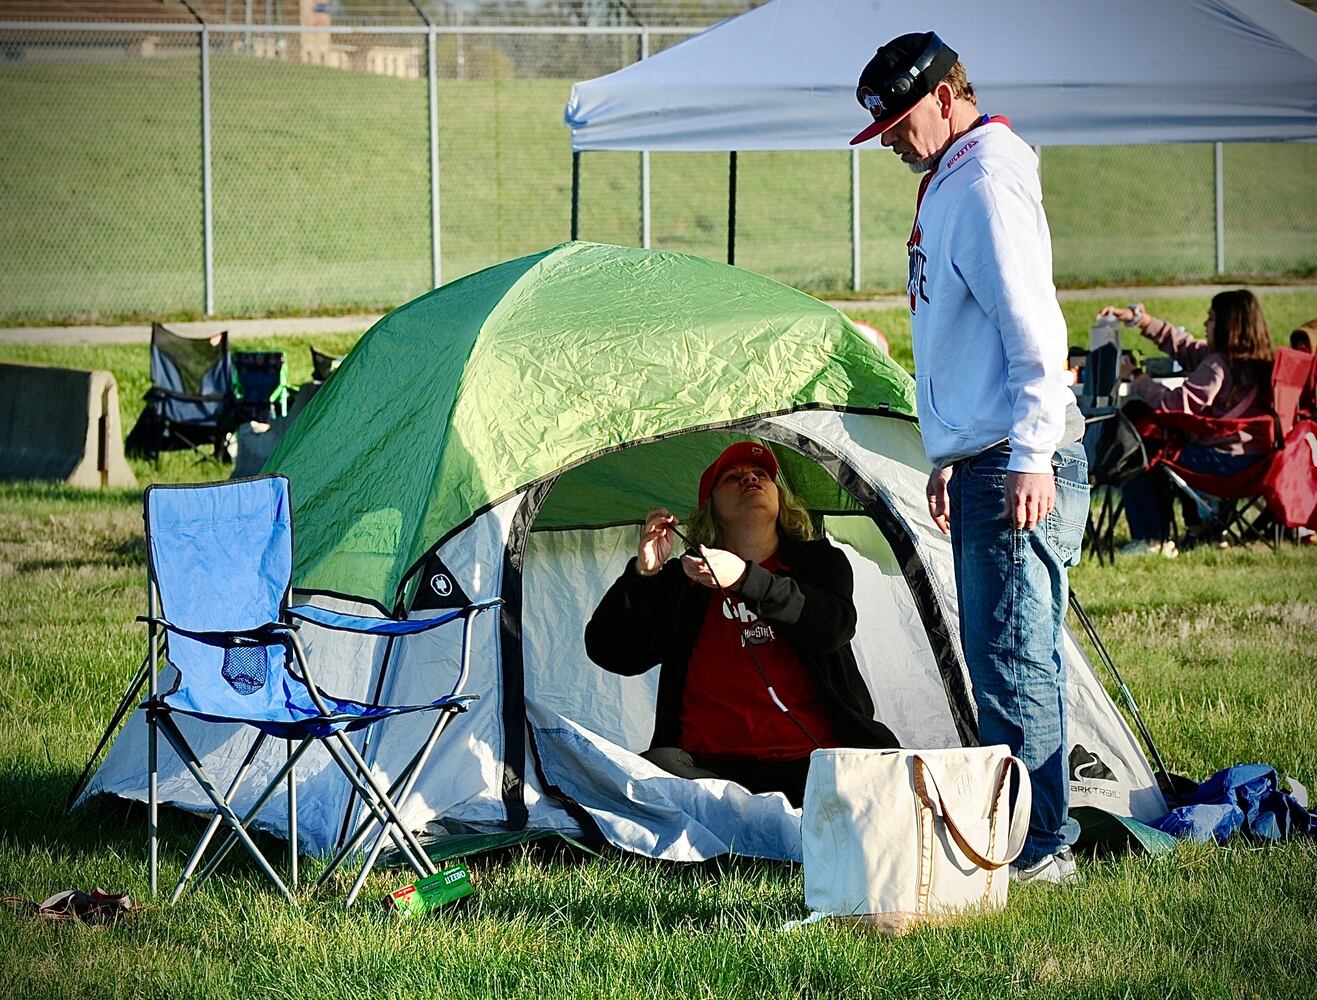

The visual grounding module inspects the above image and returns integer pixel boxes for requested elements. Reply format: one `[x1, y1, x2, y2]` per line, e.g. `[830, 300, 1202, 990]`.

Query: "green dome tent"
[269, 241, 915, 612]
[83, 243, 1167, 862]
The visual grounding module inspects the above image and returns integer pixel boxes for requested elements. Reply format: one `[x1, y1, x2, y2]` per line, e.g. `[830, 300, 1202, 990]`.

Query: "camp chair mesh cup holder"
[139, 476, 501, 906]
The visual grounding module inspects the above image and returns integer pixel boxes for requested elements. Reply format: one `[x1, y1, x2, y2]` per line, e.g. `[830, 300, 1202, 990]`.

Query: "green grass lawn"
[2, 51, 1316, 324]
[2, 293, 1317, 997]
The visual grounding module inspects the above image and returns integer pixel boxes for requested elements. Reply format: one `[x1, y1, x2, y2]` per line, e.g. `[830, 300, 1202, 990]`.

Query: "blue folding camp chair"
[141, 475, 500, 905]
[125, 323, 236, 462]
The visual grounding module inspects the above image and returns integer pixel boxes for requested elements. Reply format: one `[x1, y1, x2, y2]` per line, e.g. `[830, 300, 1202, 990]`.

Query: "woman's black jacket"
[583, 535, 899, 753]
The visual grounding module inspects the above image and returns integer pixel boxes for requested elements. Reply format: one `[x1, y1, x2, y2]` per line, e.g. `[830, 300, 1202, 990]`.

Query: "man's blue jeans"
[948, 442, 1089, 867]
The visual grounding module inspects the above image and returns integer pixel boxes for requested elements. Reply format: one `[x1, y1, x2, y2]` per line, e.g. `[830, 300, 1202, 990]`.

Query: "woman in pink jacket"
[1099, 290, 1274, 555]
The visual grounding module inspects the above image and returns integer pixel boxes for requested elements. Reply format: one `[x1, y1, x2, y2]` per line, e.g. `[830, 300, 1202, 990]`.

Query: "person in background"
[1290, 319, 1315, 353]
[584, 441, 898, 808]
[1101, 290, 1275, 555]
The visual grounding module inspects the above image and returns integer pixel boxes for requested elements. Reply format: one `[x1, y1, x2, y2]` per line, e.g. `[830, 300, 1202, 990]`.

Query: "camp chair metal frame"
[1080, 405, 1149, 565]
[140, 476, 501, 906]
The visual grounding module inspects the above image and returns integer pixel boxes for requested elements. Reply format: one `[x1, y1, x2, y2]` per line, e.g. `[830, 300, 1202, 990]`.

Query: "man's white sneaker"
[1009, 847, 1080, 885]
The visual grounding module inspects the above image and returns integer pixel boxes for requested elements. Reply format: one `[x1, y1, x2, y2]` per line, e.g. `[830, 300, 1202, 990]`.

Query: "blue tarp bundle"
[1153, 764, 1314, 843]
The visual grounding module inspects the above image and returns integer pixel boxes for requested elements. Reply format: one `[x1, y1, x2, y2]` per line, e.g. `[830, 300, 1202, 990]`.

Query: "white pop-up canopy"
[565, 0, 1317, 151]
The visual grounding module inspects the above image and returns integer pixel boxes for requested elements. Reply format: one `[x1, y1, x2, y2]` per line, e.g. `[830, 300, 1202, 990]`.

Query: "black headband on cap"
[850, 32, 959, 145]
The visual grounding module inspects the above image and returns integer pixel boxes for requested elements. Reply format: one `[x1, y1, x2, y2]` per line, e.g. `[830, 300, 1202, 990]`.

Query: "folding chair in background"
[1081, 407, 1148, 564]
[232, 351, 293, 424]
[140, 475, 501, 905]
[1153, 349, 1317, 546]
[125, 323, 234, 463]
[1137, 358, 1290, 547]
[309, 346, 343, 384]
[1076, 342, 1133, 562]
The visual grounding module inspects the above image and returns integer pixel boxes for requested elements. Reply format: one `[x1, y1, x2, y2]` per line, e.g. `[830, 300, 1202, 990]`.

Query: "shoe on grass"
[1010, 847, 1080, 885]
[1119, 539, 1177, 559]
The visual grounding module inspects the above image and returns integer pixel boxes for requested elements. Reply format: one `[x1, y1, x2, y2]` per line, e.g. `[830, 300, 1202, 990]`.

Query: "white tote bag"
[802, 745, 1031, 932]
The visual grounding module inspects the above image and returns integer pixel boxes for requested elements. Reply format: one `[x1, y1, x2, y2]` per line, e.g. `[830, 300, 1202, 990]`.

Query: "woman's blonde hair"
[684, 477, 814, 550]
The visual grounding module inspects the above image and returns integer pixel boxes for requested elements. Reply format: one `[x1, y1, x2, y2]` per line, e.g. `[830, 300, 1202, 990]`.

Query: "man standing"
[851, 32, 1089, 882]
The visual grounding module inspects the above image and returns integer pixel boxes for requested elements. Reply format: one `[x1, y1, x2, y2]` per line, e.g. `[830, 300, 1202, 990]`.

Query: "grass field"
[2, 292, 1316, 998]
[2, 50, 1316, 324]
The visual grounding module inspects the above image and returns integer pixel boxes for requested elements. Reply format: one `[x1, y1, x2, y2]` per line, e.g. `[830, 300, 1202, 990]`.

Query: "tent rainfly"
[80, 242, 1168, 862]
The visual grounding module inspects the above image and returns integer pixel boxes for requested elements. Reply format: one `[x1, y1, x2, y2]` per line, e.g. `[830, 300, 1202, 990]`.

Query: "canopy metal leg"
[727, 150, 737, 265]
[571, 151, 581, 241]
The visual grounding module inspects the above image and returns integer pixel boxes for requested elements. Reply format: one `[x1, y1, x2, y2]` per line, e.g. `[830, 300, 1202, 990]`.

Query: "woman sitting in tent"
[1102, 290, 1275, 555]
[584, 441, 898, 807]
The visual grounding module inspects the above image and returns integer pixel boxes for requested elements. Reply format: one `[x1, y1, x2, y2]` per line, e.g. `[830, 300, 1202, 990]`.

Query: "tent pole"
[727, 151, 737, 266]
[571, 151, 581, 241]
[1068, 591, 1174, 792]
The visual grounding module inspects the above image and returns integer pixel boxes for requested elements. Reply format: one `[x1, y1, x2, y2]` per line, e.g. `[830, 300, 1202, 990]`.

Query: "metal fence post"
[850, 148, 861, 292]
[571, 151, 581, 241]
[727, 151, 737, 266]
[201, 26, 214, 316]
[427, 28, 442, 287]
[639, 29, 651, 249]
[1214, 142, 1225, 275]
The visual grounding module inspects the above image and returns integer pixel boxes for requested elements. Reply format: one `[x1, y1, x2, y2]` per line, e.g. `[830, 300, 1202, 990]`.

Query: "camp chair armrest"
[287, 598, 503, 637]
[137, 615, 291, 646]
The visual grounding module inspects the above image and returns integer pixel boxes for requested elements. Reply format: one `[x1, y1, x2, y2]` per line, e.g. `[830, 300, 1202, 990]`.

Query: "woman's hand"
[681, 546, 747, 591]
[1098, 303, 1149, 331]
[636, 508, 676, 576]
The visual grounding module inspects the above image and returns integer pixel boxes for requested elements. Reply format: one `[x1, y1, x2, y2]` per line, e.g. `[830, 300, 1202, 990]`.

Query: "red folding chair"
[1261, 348, 1317, 533]
[1133, 361, 1291, 547]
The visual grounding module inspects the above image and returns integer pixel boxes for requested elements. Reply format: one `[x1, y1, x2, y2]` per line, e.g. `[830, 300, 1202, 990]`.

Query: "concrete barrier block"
[0, 362, 138, 489]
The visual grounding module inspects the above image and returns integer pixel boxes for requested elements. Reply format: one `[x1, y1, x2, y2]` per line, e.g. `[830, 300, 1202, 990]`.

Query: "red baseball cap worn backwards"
[850, 31, 959, 146]
[698, 441, 780, 507]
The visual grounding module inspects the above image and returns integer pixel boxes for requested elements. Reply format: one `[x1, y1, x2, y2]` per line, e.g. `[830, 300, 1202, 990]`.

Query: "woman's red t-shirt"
[678, 554, 837, 761]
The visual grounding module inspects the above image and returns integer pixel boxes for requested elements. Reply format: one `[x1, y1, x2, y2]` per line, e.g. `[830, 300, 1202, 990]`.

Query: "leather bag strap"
[913, 754, 1031, 870]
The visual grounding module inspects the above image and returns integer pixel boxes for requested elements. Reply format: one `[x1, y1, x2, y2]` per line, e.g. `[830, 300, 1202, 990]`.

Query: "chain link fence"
[1, 22, 1314, 323]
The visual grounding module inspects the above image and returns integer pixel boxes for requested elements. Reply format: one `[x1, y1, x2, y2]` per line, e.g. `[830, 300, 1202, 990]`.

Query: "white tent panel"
[770, 409, 964, 649]
[566, 0, 1317, 150]
[524, 525, 661, 751]
[828, 531, 958, 747]
[369, 495, 525, 832]
[531, 709, 802, 862]
[1063, 631, 1168, 823]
